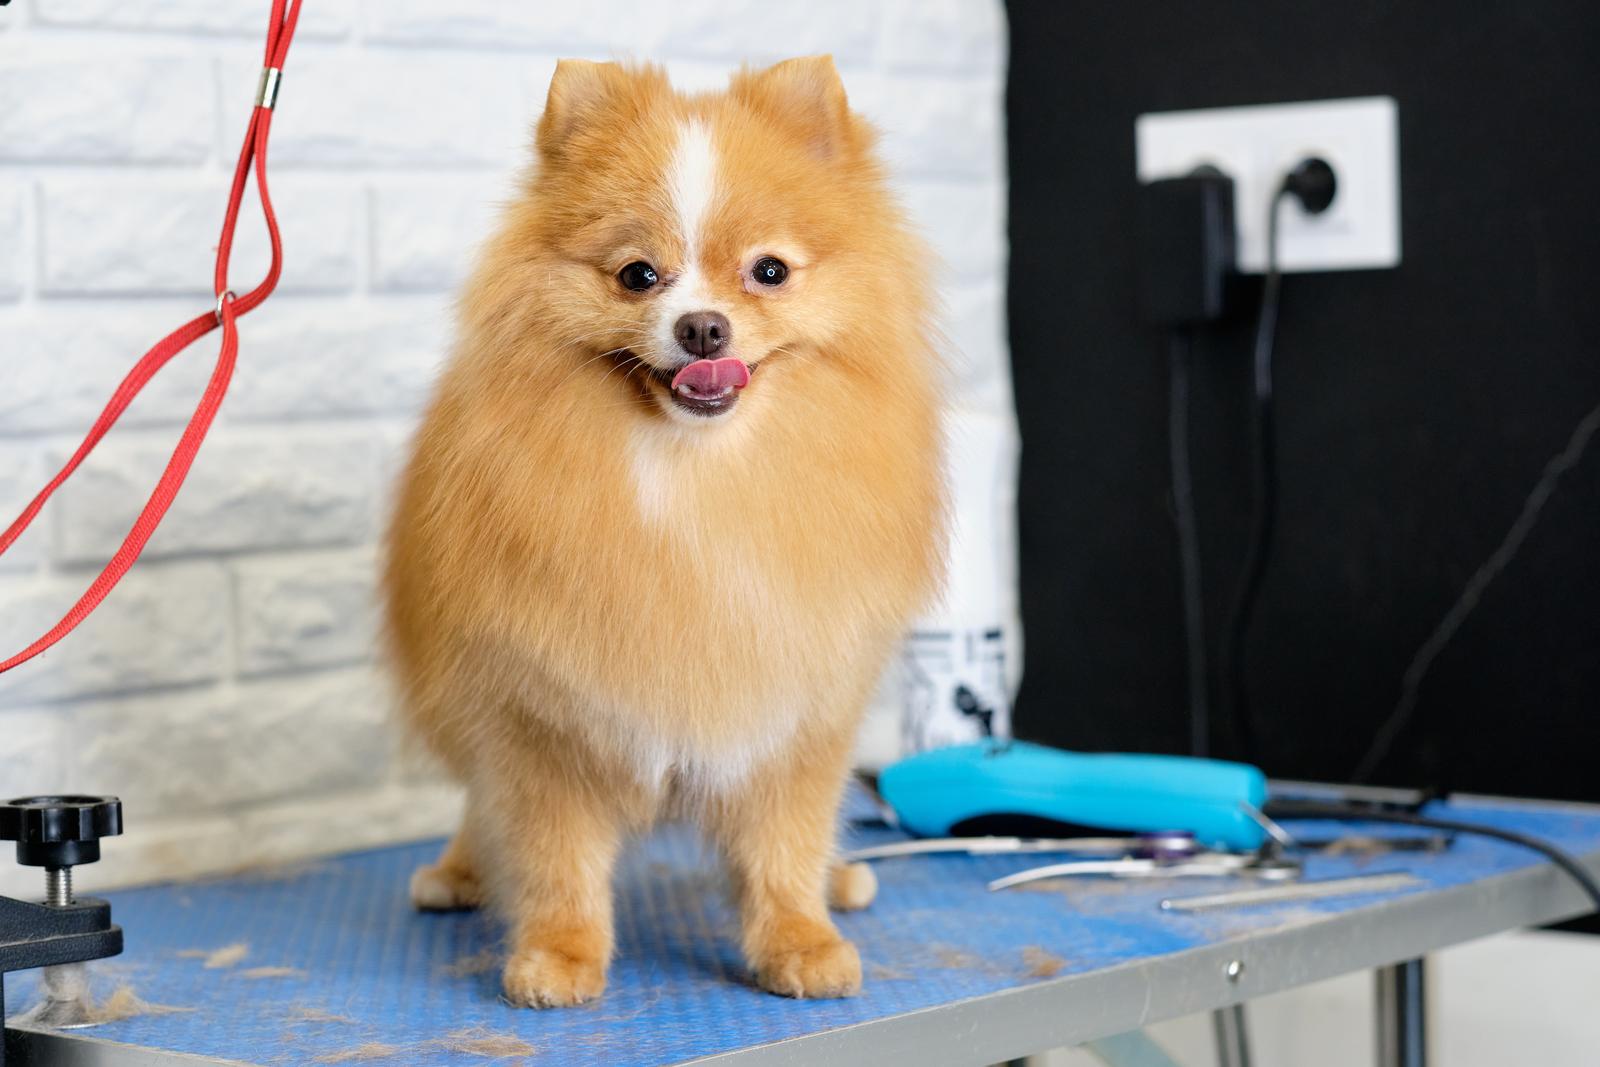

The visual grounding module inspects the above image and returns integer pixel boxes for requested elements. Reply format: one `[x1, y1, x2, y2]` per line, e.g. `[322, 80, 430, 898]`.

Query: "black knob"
[0, 795, 123, 869]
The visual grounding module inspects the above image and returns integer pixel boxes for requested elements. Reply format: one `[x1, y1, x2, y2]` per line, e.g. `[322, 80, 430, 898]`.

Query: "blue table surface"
[7, 788, 1600, 1066]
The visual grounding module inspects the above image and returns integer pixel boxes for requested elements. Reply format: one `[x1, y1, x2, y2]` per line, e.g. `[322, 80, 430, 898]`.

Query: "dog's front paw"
[502, 948, 607, 1008]
[409, 862, 483, 911]
[753, 936, 862, 999]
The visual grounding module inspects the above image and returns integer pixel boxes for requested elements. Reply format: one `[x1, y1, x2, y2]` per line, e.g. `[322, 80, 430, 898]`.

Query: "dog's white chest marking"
[627, 418, 761, 536]
[628, 425, 675, 526]
[621, 703, 804, 797]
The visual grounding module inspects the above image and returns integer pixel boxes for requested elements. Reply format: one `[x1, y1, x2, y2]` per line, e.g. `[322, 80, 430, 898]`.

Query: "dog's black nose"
[675, 311, 731, 358]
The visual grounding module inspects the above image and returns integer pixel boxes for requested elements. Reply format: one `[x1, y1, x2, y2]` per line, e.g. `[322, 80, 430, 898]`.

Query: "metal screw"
[44, 866, 73, 907]
[1225, 959, 1245, 983]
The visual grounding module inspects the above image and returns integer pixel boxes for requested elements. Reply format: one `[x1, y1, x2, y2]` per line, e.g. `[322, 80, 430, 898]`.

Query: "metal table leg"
[1376, 958, 1428, 1067]
[1212, 1004, 1252, 1067]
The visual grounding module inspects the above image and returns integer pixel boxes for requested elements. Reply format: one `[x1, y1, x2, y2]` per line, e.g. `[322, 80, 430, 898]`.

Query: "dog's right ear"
[537, 59, 625, 159]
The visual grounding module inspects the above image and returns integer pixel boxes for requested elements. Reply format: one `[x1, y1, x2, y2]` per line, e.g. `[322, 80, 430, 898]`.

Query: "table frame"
[5, 796, 1597, 1067]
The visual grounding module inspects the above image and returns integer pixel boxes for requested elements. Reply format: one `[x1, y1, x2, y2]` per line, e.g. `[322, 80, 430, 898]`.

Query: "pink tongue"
[671, 357, 750, 396]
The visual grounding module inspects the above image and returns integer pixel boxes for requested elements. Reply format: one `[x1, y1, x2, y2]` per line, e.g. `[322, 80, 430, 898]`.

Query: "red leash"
[0, 1, 302, 674]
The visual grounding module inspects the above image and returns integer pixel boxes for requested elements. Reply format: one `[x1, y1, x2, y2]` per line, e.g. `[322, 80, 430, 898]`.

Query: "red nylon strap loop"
[0, 0, 302, 674]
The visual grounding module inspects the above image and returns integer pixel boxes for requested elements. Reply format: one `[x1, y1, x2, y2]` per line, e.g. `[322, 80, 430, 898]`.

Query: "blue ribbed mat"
[7, 791, 1600, 1065]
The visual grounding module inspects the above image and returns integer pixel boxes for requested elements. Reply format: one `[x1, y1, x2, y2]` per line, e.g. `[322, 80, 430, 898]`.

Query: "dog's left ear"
[731, 55, 856, 159]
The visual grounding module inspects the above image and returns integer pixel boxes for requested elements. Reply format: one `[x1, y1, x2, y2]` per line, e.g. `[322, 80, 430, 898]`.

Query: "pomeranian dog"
[383, 56, 944, 1007]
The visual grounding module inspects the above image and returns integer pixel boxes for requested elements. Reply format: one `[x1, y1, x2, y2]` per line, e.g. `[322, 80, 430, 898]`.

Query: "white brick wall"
[0, 53, 214, 164]
[234, 550, 377, 675]
[0, 0, 1012, 895]
[0, 181, 23, 298]
[0, 563, 231, 705]
[40, 178, 363, 295]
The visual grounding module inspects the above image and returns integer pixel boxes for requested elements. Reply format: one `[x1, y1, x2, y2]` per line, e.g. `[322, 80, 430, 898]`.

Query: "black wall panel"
[1005, 1, 1600, 799]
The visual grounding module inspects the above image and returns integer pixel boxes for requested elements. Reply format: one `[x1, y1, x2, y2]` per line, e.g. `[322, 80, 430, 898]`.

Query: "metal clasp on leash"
[255, 66, 283, 110]
[214, 289, 237, 324]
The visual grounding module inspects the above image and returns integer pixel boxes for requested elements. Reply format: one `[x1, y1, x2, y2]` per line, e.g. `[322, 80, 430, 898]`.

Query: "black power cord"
[1218, 158, 1335, 762]
[1138, 166, 1236, 759]
[1167, 328, 1210, 757]
[1265, 799, 1600, 915]
[1352, 397, 1600, 782]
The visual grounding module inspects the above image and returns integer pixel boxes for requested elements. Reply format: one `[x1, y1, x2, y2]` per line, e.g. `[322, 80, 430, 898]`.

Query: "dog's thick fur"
[383, 56, 944, 1007]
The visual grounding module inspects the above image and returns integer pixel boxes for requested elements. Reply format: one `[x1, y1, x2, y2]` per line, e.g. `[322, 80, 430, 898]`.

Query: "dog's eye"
[751, 257, 788, 286]
[618, 261, 659, 292]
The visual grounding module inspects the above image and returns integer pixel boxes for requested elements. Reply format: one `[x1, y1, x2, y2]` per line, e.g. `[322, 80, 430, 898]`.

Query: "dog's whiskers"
[547, 343, 654, 394]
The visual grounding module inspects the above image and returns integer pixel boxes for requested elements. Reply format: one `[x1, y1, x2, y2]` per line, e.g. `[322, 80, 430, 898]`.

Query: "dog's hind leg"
[410, 797, 486, 911]
[828, 861, 877, 911]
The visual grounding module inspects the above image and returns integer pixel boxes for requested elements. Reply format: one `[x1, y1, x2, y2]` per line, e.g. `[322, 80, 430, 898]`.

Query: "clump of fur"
[385, 56, 944, 1008]
[237, 966, 306, 979]
[176, 941, 249, 969]
[12, 965, 193, 1029]
[431, 1028, 536, 1058]
[1022, 946, 1066, 978]
[313, 1044, 402, 1064]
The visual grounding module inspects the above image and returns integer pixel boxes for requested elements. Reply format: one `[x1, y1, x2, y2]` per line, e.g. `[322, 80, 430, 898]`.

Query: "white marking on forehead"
[654, 120, 724, 365]
[668, 119, 717, 257]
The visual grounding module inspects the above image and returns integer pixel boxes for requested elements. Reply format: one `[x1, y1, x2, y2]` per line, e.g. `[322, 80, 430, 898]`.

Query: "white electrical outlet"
[1135, 96, 1400, 274]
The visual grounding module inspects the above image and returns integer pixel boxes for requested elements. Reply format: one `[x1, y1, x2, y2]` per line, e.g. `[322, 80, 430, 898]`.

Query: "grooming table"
[5, 789, 1599, 1066]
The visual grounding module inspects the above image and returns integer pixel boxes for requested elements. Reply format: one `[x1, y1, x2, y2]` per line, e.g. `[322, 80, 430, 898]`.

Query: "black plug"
[1138, 166, 1238, 326]
[1282, 156, 1337, 215]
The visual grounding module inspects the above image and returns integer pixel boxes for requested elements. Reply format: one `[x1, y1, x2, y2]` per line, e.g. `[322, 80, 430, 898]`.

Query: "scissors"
[843, 829, 1303, 890]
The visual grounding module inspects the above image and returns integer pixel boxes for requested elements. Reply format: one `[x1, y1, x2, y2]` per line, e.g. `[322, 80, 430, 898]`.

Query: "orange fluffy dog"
[383, 56, 944, 1007]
